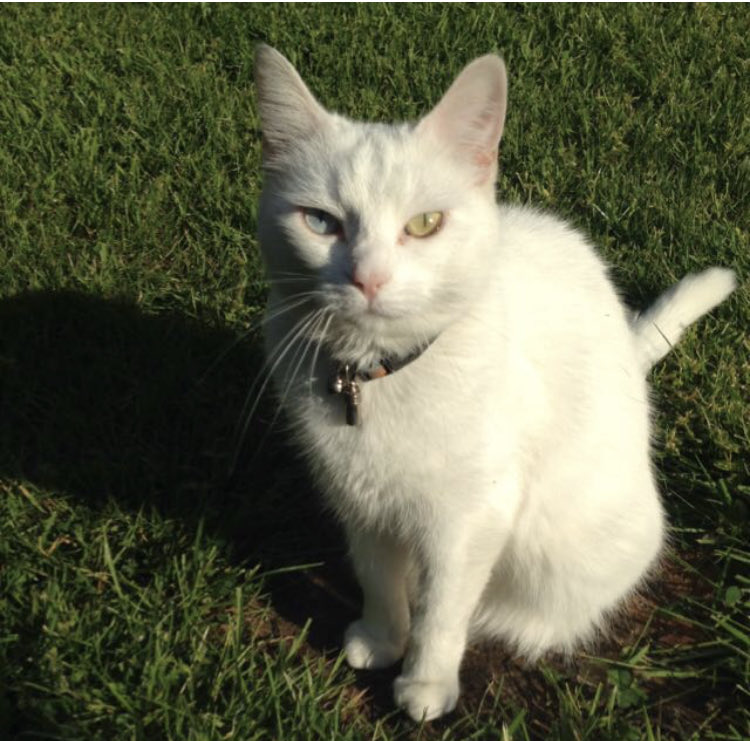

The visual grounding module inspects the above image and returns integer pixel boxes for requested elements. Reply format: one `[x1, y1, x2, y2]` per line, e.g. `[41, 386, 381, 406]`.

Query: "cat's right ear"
[254, 44, 330, 163]
[417, 55, 507, 186]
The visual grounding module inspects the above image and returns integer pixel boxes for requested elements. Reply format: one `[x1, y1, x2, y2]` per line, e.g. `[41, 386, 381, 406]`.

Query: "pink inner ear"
[416, 55, 507, 184]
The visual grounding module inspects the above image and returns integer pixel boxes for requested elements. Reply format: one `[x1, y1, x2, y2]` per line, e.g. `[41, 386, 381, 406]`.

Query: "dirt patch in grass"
[249, 539, 734, 739]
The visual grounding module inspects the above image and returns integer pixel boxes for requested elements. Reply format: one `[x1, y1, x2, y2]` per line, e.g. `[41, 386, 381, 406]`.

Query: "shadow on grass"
[1, 291, 739, 738]
[0, 290, 355, 648]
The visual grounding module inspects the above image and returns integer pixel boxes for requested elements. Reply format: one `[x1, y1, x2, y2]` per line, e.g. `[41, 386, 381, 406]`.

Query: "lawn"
[0, 4, 748, 740]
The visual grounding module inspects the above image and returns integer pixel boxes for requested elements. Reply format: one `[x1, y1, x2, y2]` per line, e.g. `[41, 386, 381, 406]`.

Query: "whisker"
[196, 294, 319, 386]
[267, 280, 316, 288]
[278, 309, 323, 398]
[236, 310, 327, 475]
[250, 308, 320, 408]
[271, 309, 328, 429]
[262, 294, 320, 326]
[307, 314, 333, 394]
[309, 312, 333, 394]
[268, 274, 316, 284]
[272, 270, 317, 279]
[229, 308, 323, 474]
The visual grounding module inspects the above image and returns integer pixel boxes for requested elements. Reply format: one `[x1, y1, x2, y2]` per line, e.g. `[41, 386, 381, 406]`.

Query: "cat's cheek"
[280, 226, 339, 273]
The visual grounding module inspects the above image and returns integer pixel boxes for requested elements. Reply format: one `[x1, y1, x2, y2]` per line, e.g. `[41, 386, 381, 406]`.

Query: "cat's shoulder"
[496, 202, 587, 244]
[493, 201, 613, 289]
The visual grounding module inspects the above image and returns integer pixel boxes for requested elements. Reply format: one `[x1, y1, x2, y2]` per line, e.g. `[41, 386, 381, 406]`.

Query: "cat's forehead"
[321, 119, 462, 217]
[328, 122, 416, 205]
[273, 116, 469, 221]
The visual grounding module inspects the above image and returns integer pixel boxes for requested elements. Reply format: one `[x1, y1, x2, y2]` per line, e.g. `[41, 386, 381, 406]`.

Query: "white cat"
[253, 45, 737, 721]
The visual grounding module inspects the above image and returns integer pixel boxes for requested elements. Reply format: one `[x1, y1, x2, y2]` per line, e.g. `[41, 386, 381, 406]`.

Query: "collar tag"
[328, 338, 436, 426]
[328, 364, 361, 426]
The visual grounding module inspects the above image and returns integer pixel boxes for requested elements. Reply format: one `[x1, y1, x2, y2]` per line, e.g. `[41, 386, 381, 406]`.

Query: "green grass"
[0, 4, 747, 740]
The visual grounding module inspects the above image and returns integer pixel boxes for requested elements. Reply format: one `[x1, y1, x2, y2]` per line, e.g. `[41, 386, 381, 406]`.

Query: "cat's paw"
[343, 620, 405, 670]
[393, 673, 459, 721]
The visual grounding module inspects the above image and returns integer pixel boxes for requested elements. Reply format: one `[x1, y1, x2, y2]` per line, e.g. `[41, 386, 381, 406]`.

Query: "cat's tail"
[631, 267, 737, 372]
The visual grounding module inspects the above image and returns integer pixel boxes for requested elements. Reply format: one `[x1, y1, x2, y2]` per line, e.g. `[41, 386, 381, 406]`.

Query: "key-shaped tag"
[343, 377, 360, 425]
[329, 364, 361, 426]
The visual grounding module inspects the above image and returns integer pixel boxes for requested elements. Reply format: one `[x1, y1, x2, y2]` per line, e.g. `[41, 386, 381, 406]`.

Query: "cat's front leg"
[344, 528, 411, 669]
[394, 517, 505, 721]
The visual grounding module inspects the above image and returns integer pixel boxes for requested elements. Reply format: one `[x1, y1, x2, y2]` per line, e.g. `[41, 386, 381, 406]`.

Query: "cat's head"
[255, 45, 507, 363]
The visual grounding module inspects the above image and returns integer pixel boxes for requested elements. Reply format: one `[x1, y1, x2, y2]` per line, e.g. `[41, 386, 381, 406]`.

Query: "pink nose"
[352, 268, 390, 302]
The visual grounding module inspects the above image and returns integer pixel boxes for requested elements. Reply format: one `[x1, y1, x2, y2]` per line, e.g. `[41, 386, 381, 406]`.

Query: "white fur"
[253, 45, 736, 721]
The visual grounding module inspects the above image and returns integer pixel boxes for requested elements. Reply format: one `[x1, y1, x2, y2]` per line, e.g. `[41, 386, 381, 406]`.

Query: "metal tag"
[329, 363, 360, 426]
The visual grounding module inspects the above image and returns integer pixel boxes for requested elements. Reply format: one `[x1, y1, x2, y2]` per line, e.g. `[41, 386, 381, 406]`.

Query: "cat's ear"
[417, 55, 507, 185]
[254, 44, 330, 162]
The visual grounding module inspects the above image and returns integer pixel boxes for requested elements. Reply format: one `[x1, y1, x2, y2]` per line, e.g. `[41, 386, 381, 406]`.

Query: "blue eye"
[302, 208, 341, 236]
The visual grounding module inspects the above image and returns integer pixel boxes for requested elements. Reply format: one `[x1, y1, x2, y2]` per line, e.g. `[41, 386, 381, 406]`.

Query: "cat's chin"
[353, 303, 400, 321]
[325, 311, 445, 366]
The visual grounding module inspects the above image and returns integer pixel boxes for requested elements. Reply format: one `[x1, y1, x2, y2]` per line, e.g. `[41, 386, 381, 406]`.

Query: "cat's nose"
[352, 267, 390, 302]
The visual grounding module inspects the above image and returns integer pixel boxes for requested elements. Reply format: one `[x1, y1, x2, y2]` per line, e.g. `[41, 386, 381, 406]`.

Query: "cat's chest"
[283, 351, 508, 527]
[299, 365, 456, 477]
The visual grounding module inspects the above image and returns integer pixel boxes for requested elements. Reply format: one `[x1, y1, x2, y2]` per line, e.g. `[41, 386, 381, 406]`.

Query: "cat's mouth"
[311, 282, 442, 366]
[318, 286, 405, 327]
[349, 285, 417, 323]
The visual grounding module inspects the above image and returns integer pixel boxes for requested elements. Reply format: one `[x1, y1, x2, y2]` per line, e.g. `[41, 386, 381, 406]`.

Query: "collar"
[328, 340, 435, 426]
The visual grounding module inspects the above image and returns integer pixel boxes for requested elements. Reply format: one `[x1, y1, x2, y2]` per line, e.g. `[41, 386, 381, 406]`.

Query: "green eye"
[405, 211, 443, 238]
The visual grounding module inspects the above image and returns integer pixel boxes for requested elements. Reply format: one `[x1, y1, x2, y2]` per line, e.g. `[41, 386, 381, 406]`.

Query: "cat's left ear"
[254, 44, 330, 164]
[417, 55, 507, 185]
